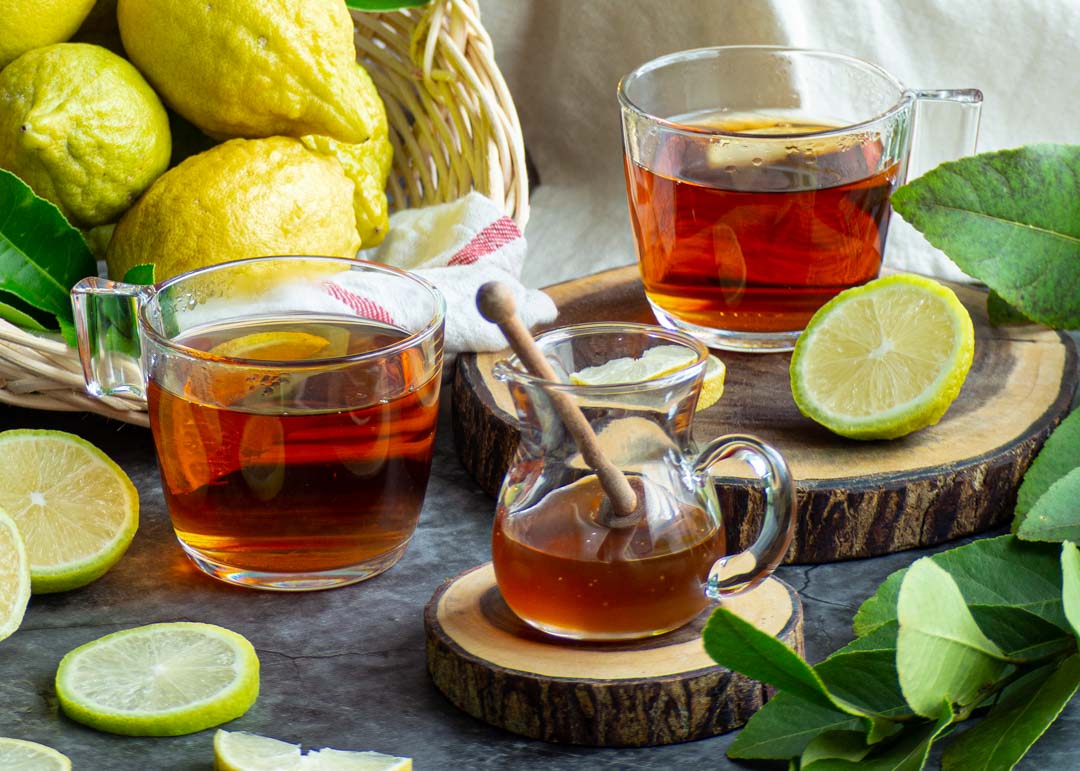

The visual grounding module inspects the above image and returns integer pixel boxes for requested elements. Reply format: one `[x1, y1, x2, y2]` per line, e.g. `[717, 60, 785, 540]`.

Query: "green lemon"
[0, 43, 171, 228]
[0, 0, 96, 69]
[790, 273, 975, 440]
[106, 136, 363, 283]
[0, 738, 71, 770]
[0, 430, 138, 594]
[56, 622, 260, 736]
[0, 509, 31, 642]
[118, 0, 379, 142]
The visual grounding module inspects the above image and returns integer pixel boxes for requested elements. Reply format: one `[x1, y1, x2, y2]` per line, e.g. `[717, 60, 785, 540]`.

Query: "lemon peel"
[0, 43, 171, 227]
[118, 0, 378, 143]
[0, 0, 96, 69]
[790, 273, 975, 440]
[106, 137, 362, 283]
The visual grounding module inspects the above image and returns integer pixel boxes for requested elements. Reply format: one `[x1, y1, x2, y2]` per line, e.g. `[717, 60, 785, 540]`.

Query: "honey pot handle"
[693, 434, 796, 598]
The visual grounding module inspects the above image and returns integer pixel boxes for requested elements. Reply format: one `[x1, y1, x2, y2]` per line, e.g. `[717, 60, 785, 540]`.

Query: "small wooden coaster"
[424, 563, 804, 747]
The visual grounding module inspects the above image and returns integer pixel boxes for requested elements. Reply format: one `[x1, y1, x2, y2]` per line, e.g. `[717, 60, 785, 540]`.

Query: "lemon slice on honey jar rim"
[569, 345, 727, 412]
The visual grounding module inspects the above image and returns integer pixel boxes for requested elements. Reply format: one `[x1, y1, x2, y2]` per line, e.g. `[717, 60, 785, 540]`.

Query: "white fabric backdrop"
[478, 0, 1080, 287]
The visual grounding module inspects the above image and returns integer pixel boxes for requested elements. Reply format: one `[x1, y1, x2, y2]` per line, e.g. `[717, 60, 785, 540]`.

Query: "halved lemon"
[0, 508, 30, 642]
[790, 273, 975, 440]
[0, 430, 138, 594]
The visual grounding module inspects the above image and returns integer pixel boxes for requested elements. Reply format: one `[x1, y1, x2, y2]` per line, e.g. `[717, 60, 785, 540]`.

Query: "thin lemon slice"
[0, 509, 30, 642]
[570, 346, 726, 412]
[303, 748, 412, 770]
[56, 622, 260, 736]
[0, 430, 138, 594]
[790, 273, 975, 440]
[0, 738, 71, 770]
[210, 331, 330, 361]
[214, 730, 301, 771]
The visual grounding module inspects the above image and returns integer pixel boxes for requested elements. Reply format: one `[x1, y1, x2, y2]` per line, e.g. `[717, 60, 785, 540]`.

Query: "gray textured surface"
[1, 381, 1078, 770]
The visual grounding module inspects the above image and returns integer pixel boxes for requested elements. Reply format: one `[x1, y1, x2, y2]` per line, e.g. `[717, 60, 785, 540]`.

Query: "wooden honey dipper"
[476, 281, 639, 520]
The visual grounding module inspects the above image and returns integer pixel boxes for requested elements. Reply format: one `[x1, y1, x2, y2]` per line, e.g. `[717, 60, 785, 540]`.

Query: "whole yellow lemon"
[0, 43, 171, 228]
[117, 0, 378, 143]
[0, 0, 97, 69]
[106, 137, 363, 282]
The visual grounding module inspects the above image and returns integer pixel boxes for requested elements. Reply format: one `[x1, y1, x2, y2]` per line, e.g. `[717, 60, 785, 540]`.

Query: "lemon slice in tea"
[0, 737, 71, 770]
[56, 622, 259, 736]
[210, 331, 331, 361]
[790, 273, 975, 440]
[0, 430, 138, 594]
[570, 345, 726, 412]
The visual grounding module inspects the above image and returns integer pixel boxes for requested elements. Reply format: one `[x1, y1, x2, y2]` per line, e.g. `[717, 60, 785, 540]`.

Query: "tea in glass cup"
[618, 46, 981, 352]
[73, 257, 445, 590]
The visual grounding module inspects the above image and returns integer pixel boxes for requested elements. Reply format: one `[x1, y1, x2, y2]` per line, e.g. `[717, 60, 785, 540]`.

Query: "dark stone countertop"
[1, 362, 1078, 770]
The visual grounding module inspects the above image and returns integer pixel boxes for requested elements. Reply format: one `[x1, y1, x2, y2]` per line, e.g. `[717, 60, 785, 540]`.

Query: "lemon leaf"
[121, 264, 155, 285]
[1015, 469, 1080, 544]
[0, 169, 95, 328]
[891, 144, 1080, 330]
[1015, 408, 1080, 532]
[346, 0, 432, 10]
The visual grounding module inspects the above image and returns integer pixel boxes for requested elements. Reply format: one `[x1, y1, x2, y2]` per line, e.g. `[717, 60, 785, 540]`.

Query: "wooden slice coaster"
[453, 265, 1079, 563]
[424, 563, 804, 747]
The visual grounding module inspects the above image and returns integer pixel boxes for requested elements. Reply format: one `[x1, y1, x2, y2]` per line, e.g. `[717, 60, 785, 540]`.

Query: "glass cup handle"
[693, 434, 796, 598]
[907, 88, 983, 181]
[71, 277, 155, 398]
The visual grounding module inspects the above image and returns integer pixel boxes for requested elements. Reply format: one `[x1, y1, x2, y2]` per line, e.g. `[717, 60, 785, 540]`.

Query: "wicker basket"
[0, 0, 527, 427]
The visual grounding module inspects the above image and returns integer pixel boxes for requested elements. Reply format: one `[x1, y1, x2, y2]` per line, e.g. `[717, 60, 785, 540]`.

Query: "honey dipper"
[476, 281, 639, 521]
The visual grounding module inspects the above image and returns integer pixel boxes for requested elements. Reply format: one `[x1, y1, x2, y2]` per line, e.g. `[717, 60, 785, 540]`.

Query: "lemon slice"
[570, 346, 726, 412]
[56, 622, 259, 737]
[790, 273, 975, 440]
[213, 731, 412, 771]
[0, 430, 138, 594]
[0, 509, 30, 642]
[0, 737, 71, 770]
[210, 331, 331, 361]
[214, 730, 301, 771]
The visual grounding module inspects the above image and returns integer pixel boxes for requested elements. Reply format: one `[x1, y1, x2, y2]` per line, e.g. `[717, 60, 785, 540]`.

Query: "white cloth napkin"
[328, 192, 557, 354]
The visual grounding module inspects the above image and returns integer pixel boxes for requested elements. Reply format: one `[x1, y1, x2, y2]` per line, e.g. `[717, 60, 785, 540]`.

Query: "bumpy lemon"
[0, 0, 96, 69]
[106, 137, 363, 283]
[117, 0, 378, 143]
[0, 43, 171, 228]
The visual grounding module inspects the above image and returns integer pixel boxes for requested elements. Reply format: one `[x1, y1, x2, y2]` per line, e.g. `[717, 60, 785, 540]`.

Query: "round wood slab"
[452, 265, 1078, 563]
[424, 563, 803, 746]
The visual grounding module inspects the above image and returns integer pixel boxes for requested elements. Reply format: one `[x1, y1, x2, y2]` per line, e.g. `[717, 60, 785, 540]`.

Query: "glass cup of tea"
[72, 256, 446, 591]
[491, 322, 796, 640]
[618, 45, 982, 352]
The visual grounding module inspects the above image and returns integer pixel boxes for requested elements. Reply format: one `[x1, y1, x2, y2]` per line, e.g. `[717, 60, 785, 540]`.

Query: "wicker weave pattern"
[0, 0, 527, 425]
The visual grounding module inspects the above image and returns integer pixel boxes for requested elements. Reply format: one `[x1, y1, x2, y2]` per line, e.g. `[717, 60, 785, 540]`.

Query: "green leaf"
[345, 0, 432, 10]
[854, 536, 1067, 635]
[728, 692, 864, 760]
[0, 169, 96, 326]
[805, 706, 953, 771]
[1061, 542, 1080, 637]
[121, 264, 155, 285]
[968, 605, 1076, 662]
[843, 620, 899, 652]
[1016, 469, 1080, 542]
[941, 654, 1080, 771]
[897, 559, 1010, 717]
[0, 297, 50, 331]
[1015, 409, 1080, 531]
[802, 730, 871, 765]
[891, 144, 1080, 329]
[987, 290, 1032, 326]
[816, 650, 912, 719]
[702, 607, 838, 711]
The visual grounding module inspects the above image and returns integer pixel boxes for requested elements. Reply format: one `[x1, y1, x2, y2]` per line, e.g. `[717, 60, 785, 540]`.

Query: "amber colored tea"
[147, 316, 440, 584]
[625, 111, 899, 334]
[492, 477, 725, 639]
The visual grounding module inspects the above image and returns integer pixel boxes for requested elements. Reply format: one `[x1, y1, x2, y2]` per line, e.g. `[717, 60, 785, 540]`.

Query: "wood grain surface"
[452, 265, 1079, 563]
[424, 563, 803, 746]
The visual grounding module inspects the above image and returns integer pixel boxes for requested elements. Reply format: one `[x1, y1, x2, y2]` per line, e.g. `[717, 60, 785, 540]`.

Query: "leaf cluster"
[704, 144, 1080, 769]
